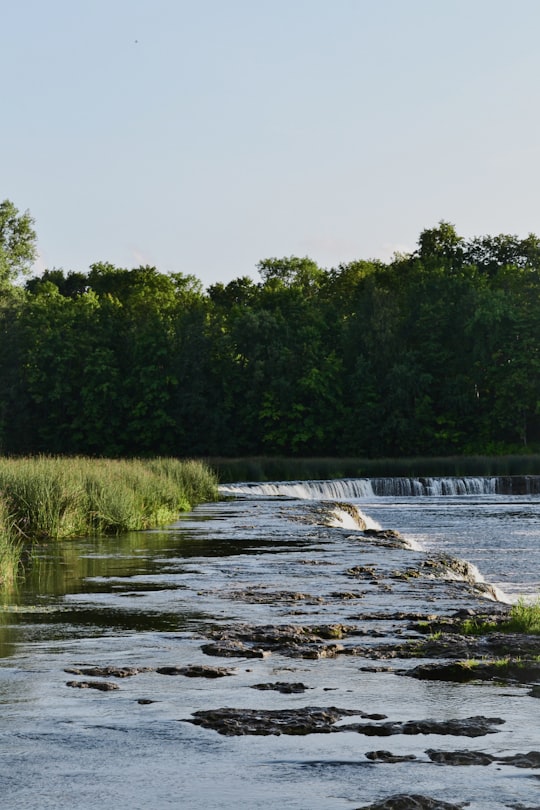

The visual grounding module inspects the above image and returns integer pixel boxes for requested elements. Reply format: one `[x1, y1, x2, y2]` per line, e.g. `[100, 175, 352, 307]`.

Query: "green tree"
[0, 200, 37, 286]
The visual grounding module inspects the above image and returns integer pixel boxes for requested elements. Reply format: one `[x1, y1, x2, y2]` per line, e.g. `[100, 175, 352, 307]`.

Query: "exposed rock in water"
[309, 501, 367, 530]
[426, 749, 495, 766]
[66, 680, 119, 691]
[497, 751, 540, 768]
[201, 622, 360, 659]
[406, 659, 540, 685]
[65, 665, 152, 678]
[227, 588, 325, 604]
[184, 706, 385, 736]
[156, 665, 236, 677]
[250, 682, 309, 693]
[426, 749, 540, 768]
[356, 795, 468, 810]
[184, 707, 502, 738]
[341, 716, 504, 738]
[201, 641, 270, 659]
[365, 750, 417, 763]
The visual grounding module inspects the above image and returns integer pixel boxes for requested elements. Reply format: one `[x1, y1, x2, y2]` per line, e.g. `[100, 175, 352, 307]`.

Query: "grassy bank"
[0, 456, 218, 589]
[210, 455, 540, 483]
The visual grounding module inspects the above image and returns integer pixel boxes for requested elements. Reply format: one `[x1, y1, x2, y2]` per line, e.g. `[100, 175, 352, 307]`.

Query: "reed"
[0, 456, 218, 541]
[461, 599, 540, 636]
[506, 599, 540, 634]
[0, 498, 22, 590]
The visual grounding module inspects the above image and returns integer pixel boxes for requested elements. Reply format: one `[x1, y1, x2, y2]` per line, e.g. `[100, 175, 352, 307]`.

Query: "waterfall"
[219, 475, 540, 499]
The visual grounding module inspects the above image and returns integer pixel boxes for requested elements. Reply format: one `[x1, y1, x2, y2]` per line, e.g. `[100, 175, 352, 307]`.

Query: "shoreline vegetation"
[209, 453, 540, 483]
[0, 456, 218, 590]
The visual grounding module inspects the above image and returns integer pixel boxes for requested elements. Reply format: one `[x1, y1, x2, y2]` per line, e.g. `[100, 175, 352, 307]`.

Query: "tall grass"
[0, 456, 218, 587]
[0, 498, 21, 590]
[461, 598, 540, 636]
[506, 599, 540, 634]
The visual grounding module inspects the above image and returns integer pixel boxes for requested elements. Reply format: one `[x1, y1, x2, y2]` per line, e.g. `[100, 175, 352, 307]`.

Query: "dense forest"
[1, 201, 539, 458]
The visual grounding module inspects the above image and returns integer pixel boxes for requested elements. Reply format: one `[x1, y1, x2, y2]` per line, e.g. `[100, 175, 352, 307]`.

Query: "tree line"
[1, 201, 539, 458]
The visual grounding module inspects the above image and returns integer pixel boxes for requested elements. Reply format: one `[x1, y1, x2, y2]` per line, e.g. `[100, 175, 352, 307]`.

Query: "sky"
[2, 0, 540, 289]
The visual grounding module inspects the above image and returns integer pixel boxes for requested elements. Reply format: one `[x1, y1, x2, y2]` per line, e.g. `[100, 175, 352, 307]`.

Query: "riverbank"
[0, 456, 218, 588]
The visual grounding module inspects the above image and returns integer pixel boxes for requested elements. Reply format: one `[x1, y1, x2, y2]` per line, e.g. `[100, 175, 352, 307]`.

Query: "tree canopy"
[0, 204, 539, 458]
[0, 200, 37, 287]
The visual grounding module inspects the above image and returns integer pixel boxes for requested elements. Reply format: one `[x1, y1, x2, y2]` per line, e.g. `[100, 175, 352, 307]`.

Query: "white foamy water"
[220, 478, 540, 600]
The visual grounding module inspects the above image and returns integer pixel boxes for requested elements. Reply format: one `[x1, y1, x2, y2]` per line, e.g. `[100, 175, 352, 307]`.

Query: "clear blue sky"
[2, 0, 540, 288]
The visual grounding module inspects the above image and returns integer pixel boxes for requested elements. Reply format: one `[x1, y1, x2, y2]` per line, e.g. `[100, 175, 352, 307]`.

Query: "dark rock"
[66, 680, 119, 691]
[201, 641, 269, 659]
[156, 665, 236, 677]
[426, 749, 495, 766]
[406, 659, 540, 685]
[341, 715, 503, 738]
[137, 698, 157, 704]
[497, 751, 540, 768]
[250, 682, 309, 693]
[356, 795, 467, 809]
[346, 566, 378, 580]
[425, 748, 539, 769]
[228, 588, 325, 604]
[202, 623, 358, 659]
[530, 685, 540, 698]
[185, 706, 384, 736]
[65, 666, 151, 678]
[185, 707, 501, 738]
[359, 666, 394, 672]
[365, 750, 417, 763]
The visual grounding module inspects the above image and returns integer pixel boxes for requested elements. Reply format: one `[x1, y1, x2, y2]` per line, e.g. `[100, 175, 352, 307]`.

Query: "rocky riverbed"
[1, 496, 539, 809]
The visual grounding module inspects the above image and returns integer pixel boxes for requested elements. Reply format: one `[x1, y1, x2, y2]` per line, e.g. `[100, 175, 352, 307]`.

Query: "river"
[0, 477, 538, 809]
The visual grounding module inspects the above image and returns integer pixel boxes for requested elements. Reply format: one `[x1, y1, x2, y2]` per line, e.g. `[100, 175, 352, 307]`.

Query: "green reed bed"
[0, 498, 22, 590]
[0, 456, 218, 588]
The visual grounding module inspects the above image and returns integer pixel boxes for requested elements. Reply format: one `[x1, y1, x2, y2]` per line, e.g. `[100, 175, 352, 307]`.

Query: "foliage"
[1, 208, 540, 458]
[0, 199, 37, 286]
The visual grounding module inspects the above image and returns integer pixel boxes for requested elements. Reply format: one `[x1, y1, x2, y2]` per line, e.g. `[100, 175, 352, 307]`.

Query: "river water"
[0, 478, 538, 809]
